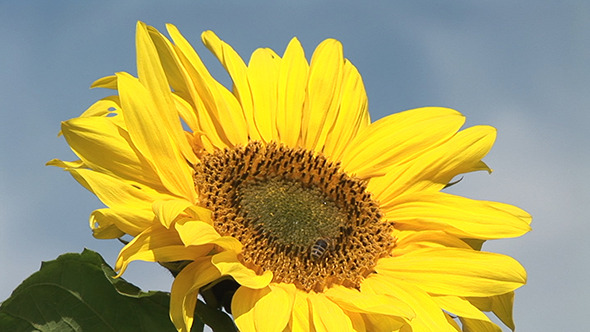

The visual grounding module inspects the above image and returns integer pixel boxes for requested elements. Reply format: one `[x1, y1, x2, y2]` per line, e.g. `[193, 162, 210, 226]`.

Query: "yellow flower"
[49, 21, 532, 332]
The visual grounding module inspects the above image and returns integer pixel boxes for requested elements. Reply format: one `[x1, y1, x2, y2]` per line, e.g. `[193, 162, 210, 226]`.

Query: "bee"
[310, 238, 330, 260]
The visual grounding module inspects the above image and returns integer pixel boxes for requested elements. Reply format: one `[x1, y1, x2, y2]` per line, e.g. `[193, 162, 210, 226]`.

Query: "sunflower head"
[50, 21, 531, 332]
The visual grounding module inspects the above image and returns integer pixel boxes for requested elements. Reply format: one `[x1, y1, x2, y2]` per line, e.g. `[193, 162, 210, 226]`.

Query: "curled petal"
[170, 259, 221, 332]
[90, 207, 152, 238]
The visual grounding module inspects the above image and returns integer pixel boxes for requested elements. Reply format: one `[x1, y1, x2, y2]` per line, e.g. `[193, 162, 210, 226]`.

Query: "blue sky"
[1, 1, 588, 330]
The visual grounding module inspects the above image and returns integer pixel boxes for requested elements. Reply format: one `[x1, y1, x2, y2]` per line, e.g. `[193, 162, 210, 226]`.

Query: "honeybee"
[310, 238, 330, 260]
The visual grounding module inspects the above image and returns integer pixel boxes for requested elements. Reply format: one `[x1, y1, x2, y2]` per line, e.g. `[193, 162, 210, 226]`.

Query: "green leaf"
[195, 300, 237, 332]
[0, 249, 177, 332]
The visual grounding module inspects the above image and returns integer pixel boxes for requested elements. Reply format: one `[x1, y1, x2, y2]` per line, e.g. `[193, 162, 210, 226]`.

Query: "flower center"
[238, 178, 344, 249]
[194, 141, 395, 292]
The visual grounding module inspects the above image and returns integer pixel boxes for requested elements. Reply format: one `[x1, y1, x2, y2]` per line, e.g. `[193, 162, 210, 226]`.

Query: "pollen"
[194, 141, 396, 292]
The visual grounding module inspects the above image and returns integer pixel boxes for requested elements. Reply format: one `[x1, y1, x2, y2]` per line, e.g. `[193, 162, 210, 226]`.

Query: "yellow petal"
[376, 248, 527, 297]
[152, 199, 193, 228]
[490, 292, 516, 330]
[185, 205, 213, 223]
[384, 192, 532, 240]
[276, 37, 309, 148]
[201, 30, 261, 141]
[64, 168, 173, 210]
[78, 96, 121, 118]
[166, 24, 249, 148]
[346, 311, 366, 332]
[341, 107, 464, 179]
[90, 207, 152, 238]
[231, 287, 267, 332]
[172, 93, 200, 133]
[308, 292, 354, 332]
[232, 284, 294, 332]
[301, 39, 344, 152]
[135, 22, 197, 166]
[115, 224, 211, 275]
[143, 25, 193, 105]
[91, 75, 118, 89]
[370, 125, 496, 204]
[362, 275, 456, 332]
[431, 295, 491, 322]
[460, 317, 502, 332]
[248, 47, 281, 142]
[393, 230, 472, 256]
[88, 208, 126, 239]
[361, 313, 406, 332]
[289, 289, 312, 331]
[46, 158, 84, 169]
[322, 60, 370, 161]
[116, 72, 195, 201]
[170, 258, 221, 332]
[325, 284, 415, 319]
[468, 292, 515, 331]
[61, 116, 164, 190]
[211, 251, 272, 289]
[175, 219, 222, 246]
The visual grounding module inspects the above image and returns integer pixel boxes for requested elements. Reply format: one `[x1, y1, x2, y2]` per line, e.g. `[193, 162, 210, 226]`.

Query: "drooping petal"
[232, 284, 294, 332]
[170, 258, 222, 332]
[383, 191, 532, 240]
[340, 107, 465, 179]
[115, 224, 211, 275]
[376, 248, 527, 297]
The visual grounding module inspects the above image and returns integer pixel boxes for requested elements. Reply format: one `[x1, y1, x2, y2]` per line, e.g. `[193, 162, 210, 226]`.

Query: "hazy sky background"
[1, 1, 588, 331]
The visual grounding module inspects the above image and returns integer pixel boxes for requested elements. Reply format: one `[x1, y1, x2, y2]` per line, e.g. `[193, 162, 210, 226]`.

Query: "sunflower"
[49, 21, 531, 331]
